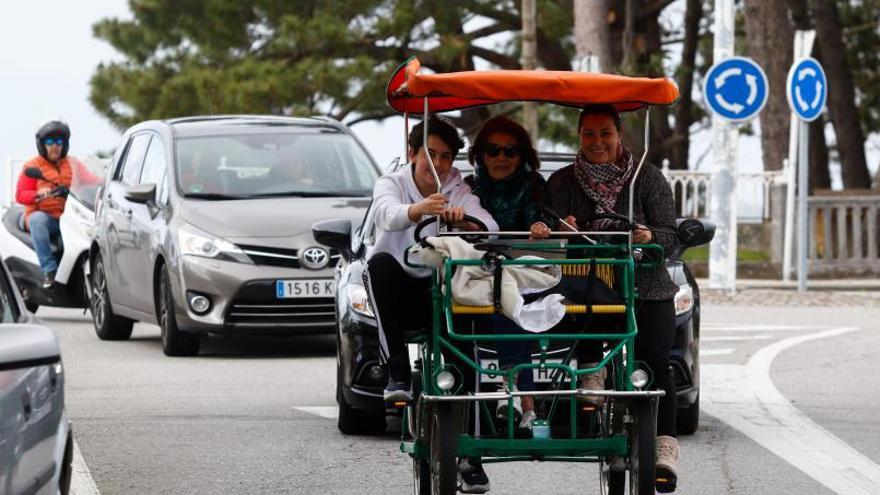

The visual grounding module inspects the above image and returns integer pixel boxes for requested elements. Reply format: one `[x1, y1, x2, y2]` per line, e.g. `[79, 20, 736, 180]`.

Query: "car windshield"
[69, 156, 108, 211]
[175, 132, 378, 199]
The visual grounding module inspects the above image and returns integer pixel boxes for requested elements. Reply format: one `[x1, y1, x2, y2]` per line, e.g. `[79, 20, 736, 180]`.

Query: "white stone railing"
[808, 194, 880, 274]
[661, 160, 788, 221]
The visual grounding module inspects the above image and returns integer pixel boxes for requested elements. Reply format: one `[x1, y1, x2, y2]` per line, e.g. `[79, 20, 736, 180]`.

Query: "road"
[41, 301, 879, 494]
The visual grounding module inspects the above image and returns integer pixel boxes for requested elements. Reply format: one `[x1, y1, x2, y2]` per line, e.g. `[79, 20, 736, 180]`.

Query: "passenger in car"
[464, 116, 552, 435]
[179, 148, 222, 194]
[545, 104, 681, 486]
[365, 116, 498, 493]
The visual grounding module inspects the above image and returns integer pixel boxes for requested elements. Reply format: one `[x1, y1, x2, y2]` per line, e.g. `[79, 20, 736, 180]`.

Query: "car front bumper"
[172, 255, 336, 334]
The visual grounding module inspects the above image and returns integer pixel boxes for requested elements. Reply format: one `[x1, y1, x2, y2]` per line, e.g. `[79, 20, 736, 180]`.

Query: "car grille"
[236, 244, 341, 269]
[225, 281, 335, 328]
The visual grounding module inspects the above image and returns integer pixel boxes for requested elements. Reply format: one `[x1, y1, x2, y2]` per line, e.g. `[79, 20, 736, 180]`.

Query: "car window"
[175, 131, 379, 198]
[140, 136, 168, 202]
[118, 134, 152, 186]
[158, 170, 169, 204]
[0, 266, 19, 322]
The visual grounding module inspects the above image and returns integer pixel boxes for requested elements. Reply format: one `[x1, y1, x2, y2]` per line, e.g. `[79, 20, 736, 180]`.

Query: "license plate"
[275, 279, 334, 298]
[480, 359, 577, 384]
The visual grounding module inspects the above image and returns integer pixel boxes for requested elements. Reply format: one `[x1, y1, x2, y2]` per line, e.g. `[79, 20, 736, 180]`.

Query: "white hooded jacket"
[368, 165, 498, 277]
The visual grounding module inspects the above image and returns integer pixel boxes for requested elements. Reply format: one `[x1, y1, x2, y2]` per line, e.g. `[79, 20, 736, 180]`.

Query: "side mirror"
[124, 183, 157, 204]
[24, 167, 45, 180]
[0, 324, 61, 370]
[677, 218, 716, 248]
[312, 219, 352, 254]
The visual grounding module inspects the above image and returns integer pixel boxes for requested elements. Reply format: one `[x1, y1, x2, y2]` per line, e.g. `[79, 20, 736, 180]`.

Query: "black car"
[313, 153, 713, 435]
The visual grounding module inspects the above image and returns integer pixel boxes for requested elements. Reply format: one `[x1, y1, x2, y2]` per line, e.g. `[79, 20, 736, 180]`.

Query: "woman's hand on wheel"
[633, 224, 653, 243]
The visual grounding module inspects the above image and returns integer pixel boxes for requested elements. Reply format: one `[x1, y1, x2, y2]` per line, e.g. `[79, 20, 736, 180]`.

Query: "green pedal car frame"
[385, 56, 680, 495]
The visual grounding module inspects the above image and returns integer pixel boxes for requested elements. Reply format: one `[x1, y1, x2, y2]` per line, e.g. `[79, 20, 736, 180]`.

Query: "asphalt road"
[40, 301, 880, 494]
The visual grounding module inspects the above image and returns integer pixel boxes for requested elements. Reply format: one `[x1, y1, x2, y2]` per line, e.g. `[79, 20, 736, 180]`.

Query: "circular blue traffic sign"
[703, 57, 769, 122]
[786, 57, 827, 122]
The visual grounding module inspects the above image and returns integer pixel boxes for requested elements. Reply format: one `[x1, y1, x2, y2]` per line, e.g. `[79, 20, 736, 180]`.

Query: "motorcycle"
[0, 156, 105, 312]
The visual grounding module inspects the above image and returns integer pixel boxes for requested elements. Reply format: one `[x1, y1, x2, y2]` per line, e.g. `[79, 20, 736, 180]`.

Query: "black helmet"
[35, 120, 71, 161]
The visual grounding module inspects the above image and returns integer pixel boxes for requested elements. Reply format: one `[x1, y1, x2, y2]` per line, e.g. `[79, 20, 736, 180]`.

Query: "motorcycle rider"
[15, 120, 88, 288]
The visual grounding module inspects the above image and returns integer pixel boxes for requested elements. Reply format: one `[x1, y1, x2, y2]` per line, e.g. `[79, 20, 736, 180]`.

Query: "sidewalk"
[695, 278, 880, 307]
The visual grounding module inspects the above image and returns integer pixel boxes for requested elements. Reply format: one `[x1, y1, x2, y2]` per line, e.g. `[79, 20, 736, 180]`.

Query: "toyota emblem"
[301, 247, 330, 270]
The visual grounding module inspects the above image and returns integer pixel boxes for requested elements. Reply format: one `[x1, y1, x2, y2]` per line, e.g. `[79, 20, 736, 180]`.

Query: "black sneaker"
[458, 457, 490, 493]
[42, 272, 56, 289]
[383, 379, 413, 402]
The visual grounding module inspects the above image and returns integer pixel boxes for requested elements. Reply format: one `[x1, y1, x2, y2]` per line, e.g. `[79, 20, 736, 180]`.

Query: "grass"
[681, 245, 770, 263]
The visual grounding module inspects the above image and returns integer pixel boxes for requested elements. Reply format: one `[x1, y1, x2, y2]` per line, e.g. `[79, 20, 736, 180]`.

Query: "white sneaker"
[577, 362, 607, 407]
[655, 435, 679, 493]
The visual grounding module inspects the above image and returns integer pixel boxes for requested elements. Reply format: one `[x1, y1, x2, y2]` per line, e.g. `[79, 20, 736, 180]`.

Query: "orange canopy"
[387, 57, 679, 113]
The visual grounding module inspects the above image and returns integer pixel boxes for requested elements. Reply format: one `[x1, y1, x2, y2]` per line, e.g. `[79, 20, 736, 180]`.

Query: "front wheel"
[676, 394, 699, 435]
[91, 252, 134, 340]
[429, 404, 457, 495]
[157, 267, 200, 356]
[629, 399, 657, 495]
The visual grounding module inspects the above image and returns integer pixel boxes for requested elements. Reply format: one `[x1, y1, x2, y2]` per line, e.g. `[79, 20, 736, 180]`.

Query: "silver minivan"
[0, 258, 73, 495]
[89, 115, 379, 356]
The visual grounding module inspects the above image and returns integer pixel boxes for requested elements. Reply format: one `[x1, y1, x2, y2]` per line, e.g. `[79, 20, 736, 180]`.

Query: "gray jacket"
[545, 162, 678, 301]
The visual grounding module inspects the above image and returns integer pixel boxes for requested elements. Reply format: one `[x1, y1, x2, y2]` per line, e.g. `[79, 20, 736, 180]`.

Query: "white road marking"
[702, 335, 773, 342]
[702, 323, 822, 332]
[701, 348, 735, 356]
[294, 406, 339, 420]
[703, 326, 880, 495]
[72, 439, 101, 495]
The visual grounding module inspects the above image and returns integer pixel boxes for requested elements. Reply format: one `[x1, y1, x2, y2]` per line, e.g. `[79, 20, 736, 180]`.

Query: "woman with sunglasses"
[464, 115, 552, 437]
[545, 104, 680, 492]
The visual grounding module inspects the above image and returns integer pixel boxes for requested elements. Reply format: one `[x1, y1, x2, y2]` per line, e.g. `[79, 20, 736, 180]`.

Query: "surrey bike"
[385, 56, 680, 495]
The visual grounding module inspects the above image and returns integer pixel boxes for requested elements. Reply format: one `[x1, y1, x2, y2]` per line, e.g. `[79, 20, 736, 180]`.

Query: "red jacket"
[15, 156, 96, 228]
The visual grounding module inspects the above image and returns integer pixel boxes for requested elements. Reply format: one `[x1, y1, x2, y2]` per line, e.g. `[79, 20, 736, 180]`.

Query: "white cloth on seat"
[414, 236, 566, 332]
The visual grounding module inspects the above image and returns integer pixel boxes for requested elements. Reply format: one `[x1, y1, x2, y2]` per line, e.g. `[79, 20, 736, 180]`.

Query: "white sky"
[1, 1, 875, 207]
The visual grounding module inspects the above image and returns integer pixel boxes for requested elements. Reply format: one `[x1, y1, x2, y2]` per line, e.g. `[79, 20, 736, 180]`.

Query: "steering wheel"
[587, 212, 638, 232]
[413, 214, 489, 243]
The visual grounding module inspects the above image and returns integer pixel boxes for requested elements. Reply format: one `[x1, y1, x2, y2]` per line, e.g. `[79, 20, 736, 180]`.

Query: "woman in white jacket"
[365, 116, 497, 493]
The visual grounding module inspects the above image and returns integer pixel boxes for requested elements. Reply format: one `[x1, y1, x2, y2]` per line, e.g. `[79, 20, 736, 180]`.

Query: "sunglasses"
[484, 143, 520, 158]
[42, 137, 65, 146]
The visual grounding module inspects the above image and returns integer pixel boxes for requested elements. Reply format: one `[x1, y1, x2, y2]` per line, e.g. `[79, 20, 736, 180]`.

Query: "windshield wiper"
[183, 192, 249, 200]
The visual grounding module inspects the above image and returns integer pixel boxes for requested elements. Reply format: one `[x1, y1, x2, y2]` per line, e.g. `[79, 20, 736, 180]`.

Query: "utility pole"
[521, 0, 539, 140]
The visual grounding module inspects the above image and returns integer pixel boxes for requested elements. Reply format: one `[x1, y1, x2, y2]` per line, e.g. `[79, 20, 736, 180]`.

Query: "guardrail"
[661, 161, 787, 222]
[808, 194, 880, 274]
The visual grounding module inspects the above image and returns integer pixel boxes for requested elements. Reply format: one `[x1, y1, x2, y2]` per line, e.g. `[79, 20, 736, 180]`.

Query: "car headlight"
[348, 284, 375, 318]
[179, 225, 251, 263]
[674, 283, 694, 316]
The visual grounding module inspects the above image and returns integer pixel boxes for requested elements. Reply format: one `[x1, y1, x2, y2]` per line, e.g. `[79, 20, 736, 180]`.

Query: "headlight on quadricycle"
[179, 224, 251, 263]
[674, 283, 694, 316]
[347, 285, 375, 318]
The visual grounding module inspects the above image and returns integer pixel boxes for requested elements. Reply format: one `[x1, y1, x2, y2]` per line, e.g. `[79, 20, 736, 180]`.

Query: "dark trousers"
[576, 299, 677, 437]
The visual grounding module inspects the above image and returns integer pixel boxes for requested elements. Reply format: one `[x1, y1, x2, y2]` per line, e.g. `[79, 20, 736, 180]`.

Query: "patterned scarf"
[573, 145, 635, 230]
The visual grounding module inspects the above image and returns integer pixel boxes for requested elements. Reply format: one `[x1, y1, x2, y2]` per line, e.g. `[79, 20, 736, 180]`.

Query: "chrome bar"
[423, 98, 442, 193]
[628, 107, 651, 253]
[428, 230, 632, 237]
[421, 389, 665, 403]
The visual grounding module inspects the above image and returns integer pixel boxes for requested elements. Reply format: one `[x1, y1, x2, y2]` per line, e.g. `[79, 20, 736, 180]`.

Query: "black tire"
[629, 399, 657, 495]
[59, 431, 73, 495]
[336, 379, 386, 435]
[157, 268, 200, 356]
[90, 252, 134, 340]
[413, 457, 431, 495]
[677, 393, 699, 435]
[429, 403, 457, 495]
[25, 300, 39, 313]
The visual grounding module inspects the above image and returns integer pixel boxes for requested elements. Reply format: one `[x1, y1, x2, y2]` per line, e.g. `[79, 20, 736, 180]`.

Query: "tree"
[89, 0, 575, 136]
[742, 0, 794, 173]
[810, 0, 872, 188]
[669, 0, 704, 170]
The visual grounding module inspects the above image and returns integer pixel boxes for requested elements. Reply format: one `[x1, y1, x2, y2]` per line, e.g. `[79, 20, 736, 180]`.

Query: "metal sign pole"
[708, 0, 737, 293]
[797, 121, 809, 292]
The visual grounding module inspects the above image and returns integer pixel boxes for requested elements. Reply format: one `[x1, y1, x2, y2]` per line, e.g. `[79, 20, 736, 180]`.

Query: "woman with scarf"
[545, 104, 680, 492]
[465, 116, 552, 437]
